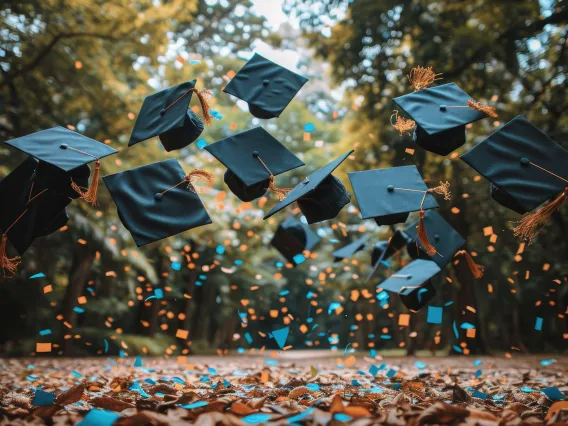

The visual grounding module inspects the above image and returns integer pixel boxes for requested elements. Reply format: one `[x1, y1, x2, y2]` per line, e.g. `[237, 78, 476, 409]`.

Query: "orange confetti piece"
[398, 314, 410, 326]
[483, 226, 493, 236]
[405, 148, 415, 155]
[43, 285, 52, 294]
[36, 343, 51, 353]
[176, 329, 189, 339]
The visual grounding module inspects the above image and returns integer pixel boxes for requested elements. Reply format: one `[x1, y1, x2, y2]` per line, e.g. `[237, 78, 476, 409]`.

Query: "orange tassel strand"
[184, 169, 215, 193]
[71, 160, 100, 206]
[190, 88, 214, 125]
[390, 110, 416, 136]
[0, 234, 21, 280]
[467, 99, 498, 118]
[428, 181, 451, 201]
[455, 250, 484, 279]
[407, 66, 442, 91]
[417, 210, 437, 256]
[512, 188, 568, 244]
[268, 175, 292, 201]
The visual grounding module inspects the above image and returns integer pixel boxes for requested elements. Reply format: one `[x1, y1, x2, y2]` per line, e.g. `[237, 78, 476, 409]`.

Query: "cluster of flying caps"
[1, 127, 117, 278]
[461, 116, 568, 244]
[271, 217, 320, 266]
[391, 66, 497, 156]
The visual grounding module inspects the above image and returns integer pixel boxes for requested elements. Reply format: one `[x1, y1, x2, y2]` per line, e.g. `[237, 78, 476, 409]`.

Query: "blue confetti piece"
[293, 254, 306, 264]
[107, 358, 118, 367]
[238, 310, 248, 325]
[492, 394, 505, 400]
[461, 322, 475, 329]
[473, 359, 482, 367]
[210, 109, 223, 120]
[189, 59, 201, 65]
[304, 123, 315, 132]
[386, 369, 397, 378]
[155, 288, 164, 299]
[376, 290, 389, 301]
[426, 306, 443, 324]
[521, 386, 534, 392]
[452, 345, 463, 353]
[474, 369, 482, 378]
[540, 359, 556, 366]
[472, 390, 488, 400]
[351, 379, 361, 386]
[32, 389, 55, 406]
[243, 413, 272, 424]
[234, 259, 243, 265]
[414, 361, 427, 369]
[245, 332, 253, 344]
[78, 409, 120, 426]
[208, 367, 217, 375]
[287, 407, 314, 423]
[171, 261, 181, 271]
[380, 334, 391, 340]
[306, 383, 319, 391]
[279, 290, 290, 296]
[453, 321, 459, 339]
[172, 377, 186, 385]
[542, 387, 566, 401]
[119, 350, 125, 358]
[196, 138, 207, 149]
[535, 317, 543, 331]
[195, 281, 203, 287]
[444, 300, 454, 306]
[328, 302, 341, 315]
[103, 339, 109, 354]
[134, 355, 143, 367]
[237, 347, 244, 353]
[369, 365, 379, 376]
[73, 307, 85, 314]
[71, 371, 82, 378]
[30, 273, 46, 279]
[27, 364, 35, 369]
[180, 401, 208, 409]
[265, 359, 278, 366]
[334, 413, 352, 422]
[272, 326, 289, 349]
[39, 329, 51, 336]
[199, 376, 210, 383]
[216, 245, 225, 255]
[369, 349, 377, 358]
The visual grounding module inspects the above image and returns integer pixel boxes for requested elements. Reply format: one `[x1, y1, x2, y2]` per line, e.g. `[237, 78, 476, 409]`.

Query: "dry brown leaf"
[247, 396, 268, 409]
[330, 393, 344, 414]
[289, 386, 310, 399]
[344, 405, 372, 418]
[417, 402, 469, 425]
[229, 402, 257, 415]
[90, 396, 135, 412]
[149, 384, 178, 396]
[54, 384, 84, 406]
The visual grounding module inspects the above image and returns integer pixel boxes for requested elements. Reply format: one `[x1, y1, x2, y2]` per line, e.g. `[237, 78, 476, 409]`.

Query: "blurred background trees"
[0, 0, 566, 357]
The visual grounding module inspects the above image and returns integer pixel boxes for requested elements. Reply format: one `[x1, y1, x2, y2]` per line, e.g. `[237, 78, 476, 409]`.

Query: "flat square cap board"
[224, 53, 308, 119]
[405, 210, 465, 268]
[264, 150, 354, 220]
[128, 80, 206, 151]
[349, 165, 439, 225]
[378, 259, 441, 296]
[204, 127, 304, 187]
[5, 127, 117, 171]
[332, 235, 370, 261]
[461, 116, 568, 214]
[103, 159, 212, 247]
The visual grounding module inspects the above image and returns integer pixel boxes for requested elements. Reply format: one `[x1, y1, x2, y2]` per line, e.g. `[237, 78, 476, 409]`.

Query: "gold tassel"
[407, 66, 443, 91]
[190, 88, 213, 125]
[71, 160, 100, 206]
[185, 169, 215, 193]
[390, 110, 416, 136]
[268, 175, 292, 201]
[0, 234, 20, 280]
[455, 250, 484, 279]
[512, 188, 568, 244]
[429, 181, 451, 201]
[417, 210, 437, 256]
[467, 99, 498, 118]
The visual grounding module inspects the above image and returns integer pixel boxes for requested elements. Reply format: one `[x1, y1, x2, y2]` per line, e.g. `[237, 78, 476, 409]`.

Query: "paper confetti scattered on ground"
[0, 355, 566, 425]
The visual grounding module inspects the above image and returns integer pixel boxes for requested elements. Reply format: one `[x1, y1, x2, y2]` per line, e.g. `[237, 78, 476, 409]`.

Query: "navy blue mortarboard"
[270, 217, 320, 266]
[461, 116, 568, 243]
[204, 127, 304, 202]
[332, 235, 370, 262]
[378, 259, 440, 311]
[264, 151, 353, 224]
[5, 127, 117, 205]
[370, 230, 412, 266]
[349, 165, 444, 226]
[392, 82, 495, 156]
[103, 159, 212, 247]
[129, 80, 213, 152]
[224, 53, 308, 119]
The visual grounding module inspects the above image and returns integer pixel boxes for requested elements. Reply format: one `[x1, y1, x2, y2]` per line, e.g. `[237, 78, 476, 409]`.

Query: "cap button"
[387, 185, 394, 192]
[160, 109, 166, 116]
[252, 150, 259, 157]
[439, 105, 447, 111]
[154, 193, 163, 201]
[60, 143, 68, 149]
[262, 79, 270, 86]
[302, 177, 310, 185]
[520, 157, 530, 166]
[407, 275, 412, 280]
[434, 233, 440, 241]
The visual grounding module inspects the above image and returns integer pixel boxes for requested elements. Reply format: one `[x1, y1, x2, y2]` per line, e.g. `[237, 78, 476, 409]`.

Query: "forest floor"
[0, 353, 566, 425]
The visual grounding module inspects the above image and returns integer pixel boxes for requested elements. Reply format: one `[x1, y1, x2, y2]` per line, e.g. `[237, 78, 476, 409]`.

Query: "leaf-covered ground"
[0, 354, 567, 425]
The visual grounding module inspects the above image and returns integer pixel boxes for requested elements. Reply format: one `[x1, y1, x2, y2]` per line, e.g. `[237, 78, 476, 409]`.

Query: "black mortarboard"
[270, 217, 320, 265]
[332, 235, 370, 262]
[103, 159, 212, 247]
[378, 259, 440, 311]
[129, 80, 212, 152]
[393, 83, 491, 156]
[5, 127, 117, 205]
[264, 151, 353, 224]
[349, 166, 440, 226]
[405, 210, 465, 269]
[0, 157, 71, 256]
[224, 53, 308, 119]
[371, 230, 412, 266]
[204, 127, 304, 202]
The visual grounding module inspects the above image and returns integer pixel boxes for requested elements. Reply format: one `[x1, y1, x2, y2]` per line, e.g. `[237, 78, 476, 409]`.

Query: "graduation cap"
[332, 235, 370, 262]
[270, 217, 320, 265]
[103, 159, 213, 247]
[0, 157, 72, 278]
[224, 53, 308, 119]
[349, 165, 449, 226]
[204, 127, 304, 202]
[392, 83, 496, 156]
[5, 127, 118, 205]
[264, 151, 353, 224]
[461, 116, 568, 243]
[371, 230, 412, 266]
[378, 259, 440, 311]
[129, 80, 213, 152]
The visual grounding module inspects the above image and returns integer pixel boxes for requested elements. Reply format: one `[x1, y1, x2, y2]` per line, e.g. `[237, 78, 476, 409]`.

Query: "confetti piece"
[426, 306, 443, 324]
[453, 321, 459, 339]
[73, 307, 85, 314]
[189, 59, 201, 65]
[104, 339, 109, 354]
[171, 261, 181, 271]
[134, 355, 143, 367]
[535, 317, 543, 331]
[272, 326, 289, 349]
[216, 245, 225, 254]
[245, 332, 253, 344]
[36, 343, 51, 353]
[414, 361, 427, 369]
[540, 359, 556, 366]
[196, 138, 207, 149]
[542, 387, 566, 401]
[210, 109, 223, 120]
[43, 285, 52, 294]
[287, 407, 315, 423]
[472, 390, 488, 400]
[30, 273, 46, 279]
[293, 254, 306, 264]
[473, 359, 482, 366]
[243, 413, 272, 424]
[39, 329, 52, 336]
[405, 148, 415, 155]
[180, 401, 208, 409]
[77, 409, 120, 426]
[32, 389, 55, 406]
[369, 365, 380, 376]
[304, 123, 315, 132]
